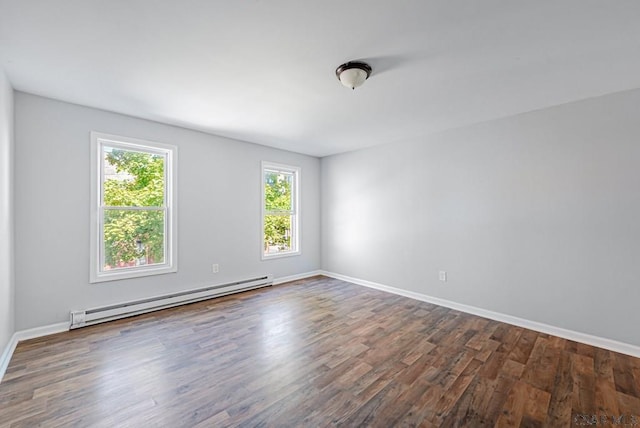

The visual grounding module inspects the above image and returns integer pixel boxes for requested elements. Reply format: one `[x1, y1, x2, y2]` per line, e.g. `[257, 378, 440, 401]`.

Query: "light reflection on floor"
[94, 337, 168, 419]
[261, 302, 296, 356]
[259, 301, 303, 389]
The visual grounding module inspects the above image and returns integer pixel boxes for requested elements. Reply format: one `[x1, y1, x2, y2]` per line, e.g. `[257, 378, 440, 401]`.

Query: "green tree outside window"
[102, 148, 166, 270]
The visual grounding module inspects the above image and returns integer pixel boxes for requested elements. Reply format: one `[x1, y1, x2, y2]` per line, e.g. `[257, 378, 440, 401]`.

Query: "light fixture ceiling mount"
[336, 61, 372, 90]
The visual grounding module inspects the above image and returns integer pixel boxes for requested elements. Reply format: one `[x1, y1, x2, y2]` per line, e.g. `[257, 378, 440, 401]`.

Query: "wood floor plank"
[545, 350, 575, 427]
[594, 348, 621, 417]
[1, 276, 639, 427]
[571, 352, 596, 416]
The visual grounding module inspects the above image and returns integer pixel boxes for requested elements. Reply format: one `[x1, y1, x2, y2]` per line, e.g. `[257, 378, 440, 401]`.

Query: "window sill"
[261, 251, 301, 261]
[90, 265, 177, 283]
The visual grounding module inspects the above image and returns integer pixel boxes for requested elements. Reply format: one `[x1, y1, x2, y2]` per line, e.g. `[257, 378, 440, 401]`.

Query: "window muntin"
[262, 162, 300, 258]
[91, 133, 177, 282]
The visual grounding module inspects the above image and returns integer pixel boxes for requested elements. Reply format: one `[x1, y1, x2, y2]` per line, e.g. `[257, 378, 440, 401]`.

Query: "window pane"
[103, 146, 165, 207]
[102, 209, 165, 271]
[264, 170, 293, 211]
[263, 214, 294, 255]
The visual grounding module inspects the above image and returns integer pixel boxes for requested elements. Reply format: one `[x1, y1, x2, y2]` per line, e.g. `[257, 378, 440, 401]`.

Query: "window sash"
[98, 206, 169, 273]
[99, 142, 168, 208]
[264, 209, 296, 216]
[263, 168, 296, 213]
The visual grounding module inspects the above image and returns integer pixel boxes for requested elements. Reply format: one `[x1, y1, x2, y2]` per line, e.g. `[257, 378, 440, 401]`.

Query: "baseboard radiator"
[69, 274, 274, 329]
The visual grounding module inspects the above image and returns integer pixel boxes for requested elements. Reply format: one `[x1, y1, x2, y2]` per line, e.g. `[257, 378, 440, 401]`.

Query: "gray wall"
[14, 93, 320, 330]
[322, 88, 640, 347]
[0, 70, 14, 351]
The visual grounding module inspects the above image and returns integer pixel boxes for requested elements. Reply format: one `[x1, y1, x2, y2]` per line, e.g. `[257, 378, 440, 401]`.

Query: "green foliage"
[102, 149, 165, 269]
[264, 172, 293, 252]
[104, 150, 164, 206]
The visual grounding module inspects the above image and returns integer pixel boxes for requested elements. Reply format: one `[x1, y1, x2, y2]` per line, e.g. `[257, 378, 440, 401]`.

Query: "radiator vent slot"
[70, 274, 273, 329]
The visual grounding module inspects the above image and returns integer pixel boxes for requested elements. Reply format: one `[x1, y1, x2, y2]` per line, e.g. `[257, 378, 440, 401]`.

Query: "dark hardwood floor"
[1, 276, 639, 427]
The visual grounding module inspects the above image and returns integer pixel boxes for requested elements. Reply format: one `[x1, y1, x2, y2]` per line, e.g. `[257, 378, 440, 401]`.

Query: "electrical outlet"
[212, 264, 219, 273]
[439, 271, 447, 282]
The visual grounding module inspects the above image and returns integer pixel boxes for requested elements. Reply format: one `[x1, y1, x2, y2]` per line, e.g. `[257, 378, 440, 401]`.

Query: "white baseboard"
[320, 271, 640, 359]
[0, 332, 19, 383]
[0, 322, 69, 383]
[274, 270, 323, 285]
[14, 322, 69, 342]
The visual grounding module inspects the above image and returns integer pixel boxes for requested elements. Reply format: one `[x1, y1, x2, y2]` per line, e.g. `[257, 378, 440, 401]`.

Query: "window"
[262, 162, 300, 259]
[90, 132, 177, 282]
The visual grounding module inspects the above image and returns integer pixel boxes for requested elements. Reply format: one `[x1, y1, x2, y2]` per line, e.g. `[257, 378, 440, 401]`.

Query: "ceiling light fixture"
[335, 61, 372, 90]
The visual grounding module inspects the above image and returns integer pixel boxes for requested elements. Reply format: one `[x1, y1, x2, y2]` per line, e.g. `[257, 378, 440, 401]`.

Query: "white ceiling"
[2, 1, 640, 157]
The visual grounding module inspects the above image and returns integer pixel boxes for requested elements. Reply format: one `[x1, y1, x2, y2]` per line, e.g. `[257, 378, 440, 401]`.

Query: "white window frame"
[261, 161, 301, 260]
[90, 132, 178, 283]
